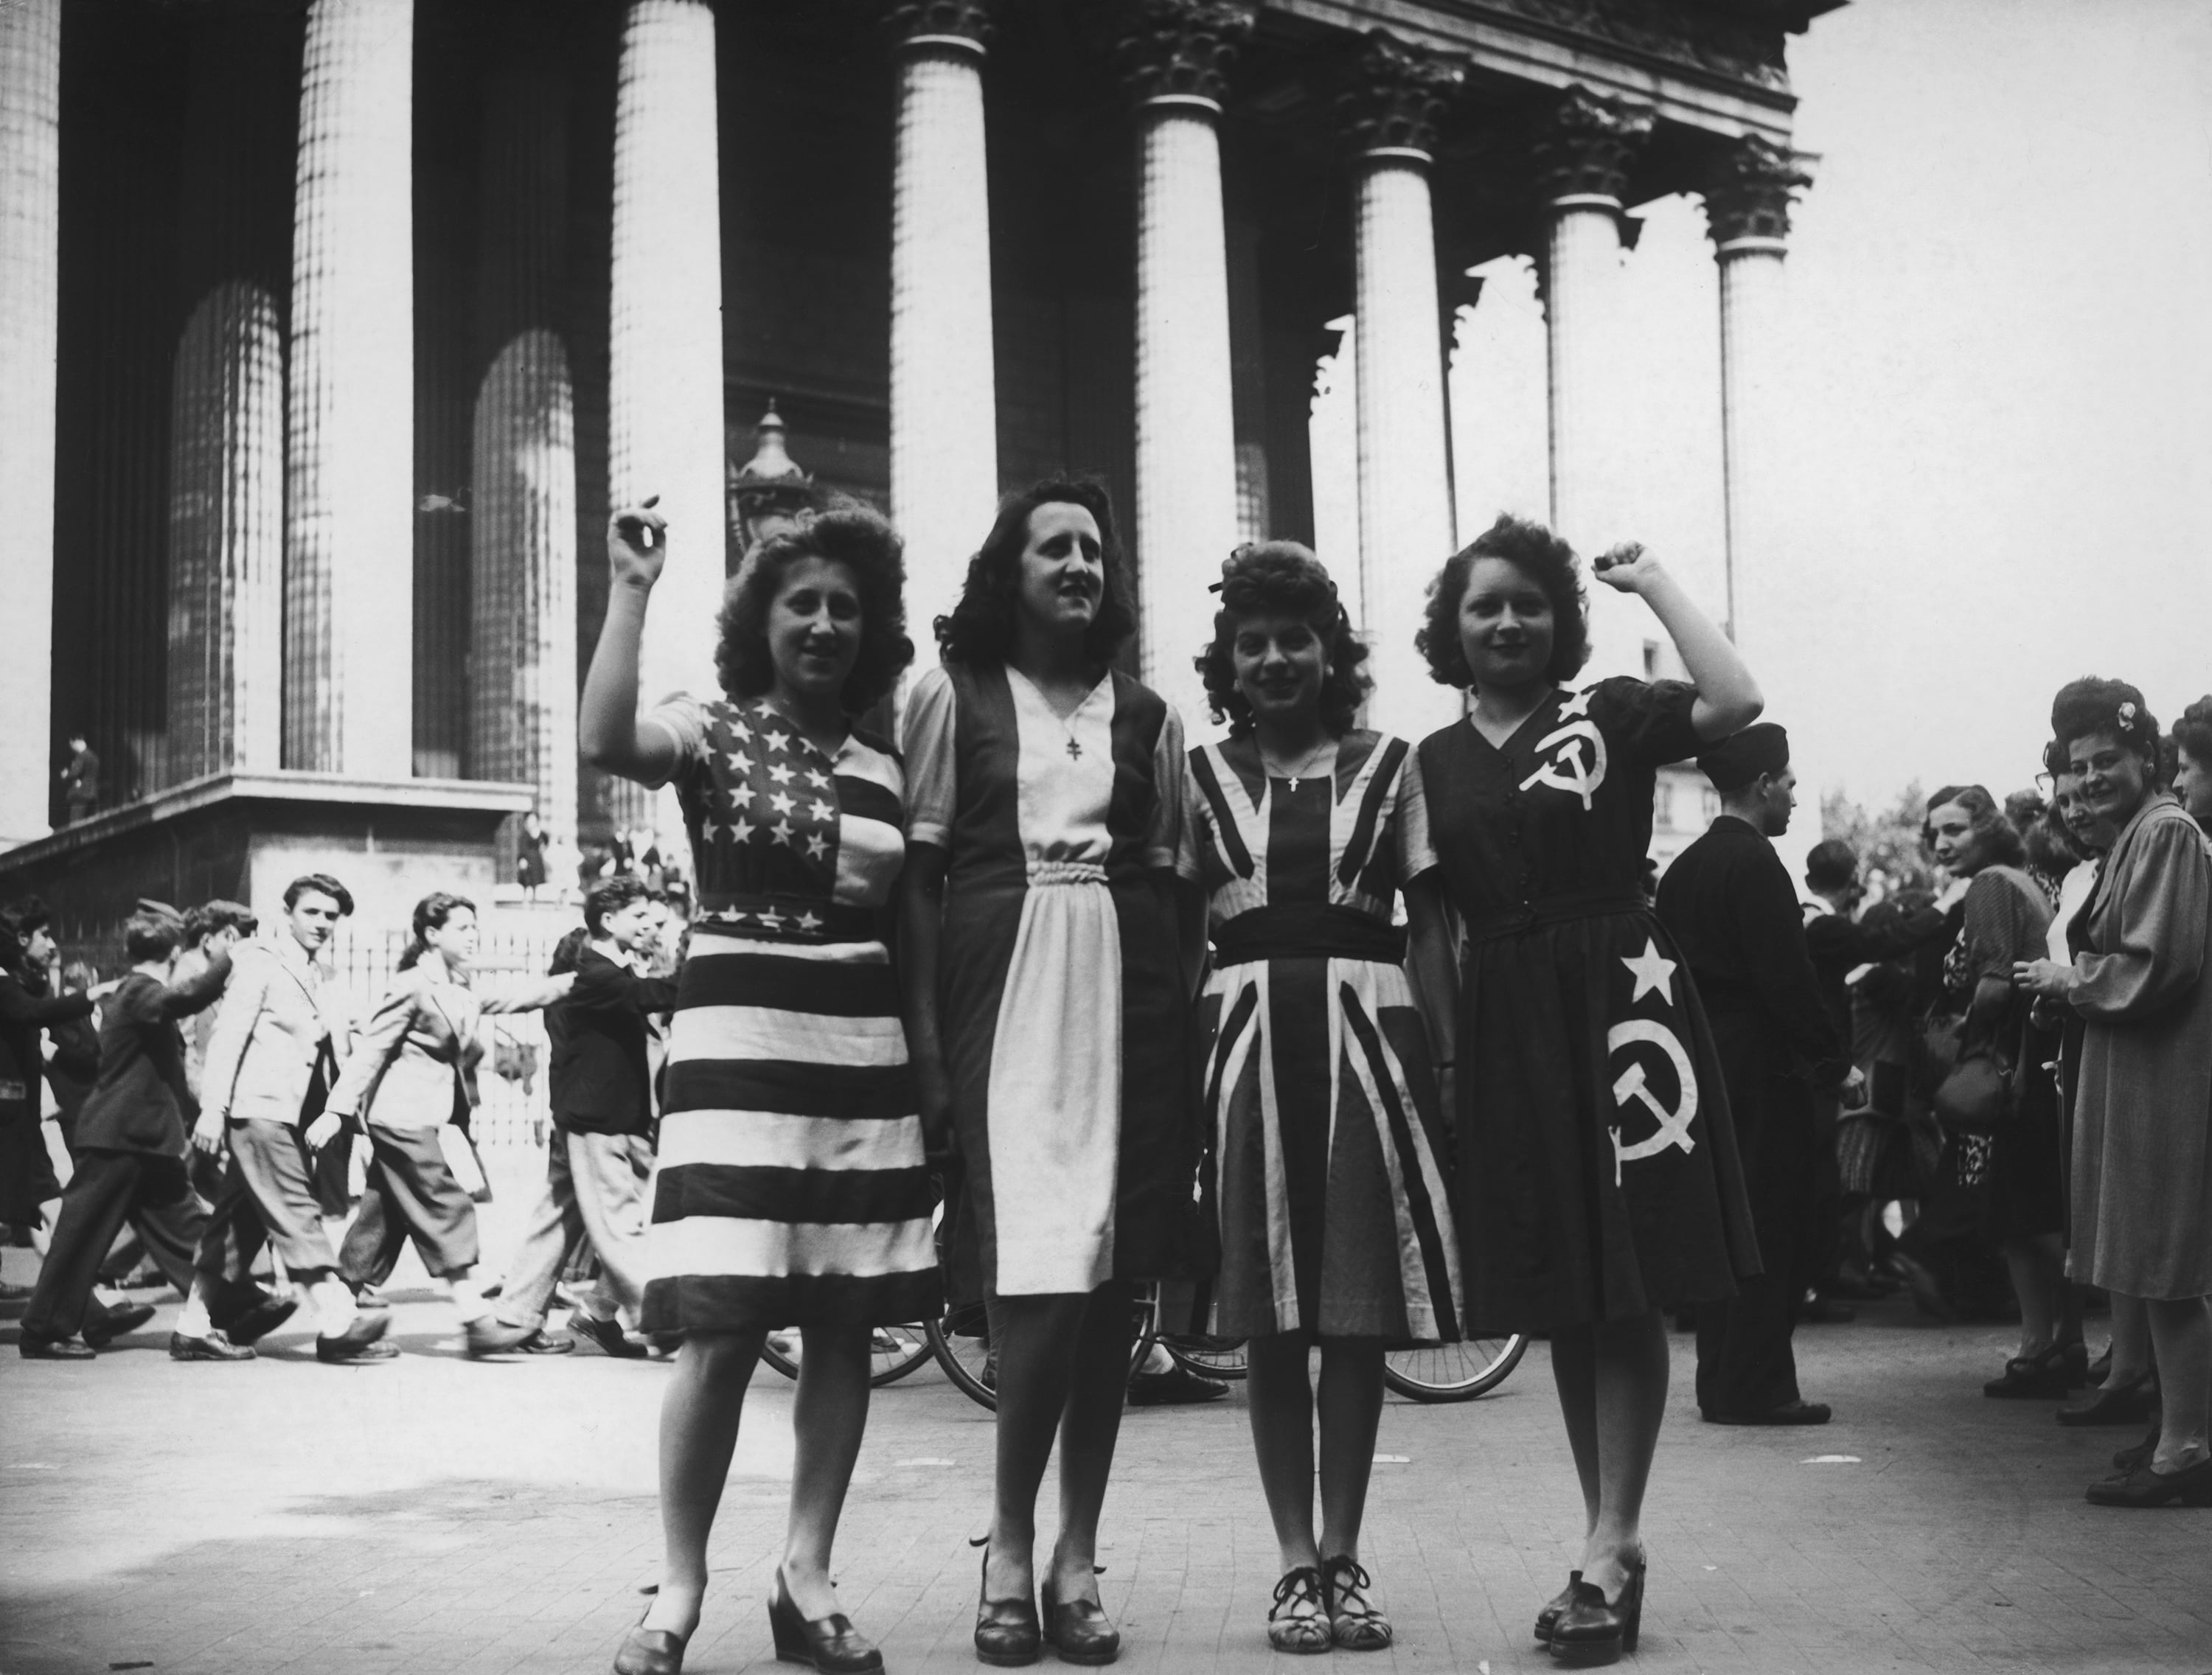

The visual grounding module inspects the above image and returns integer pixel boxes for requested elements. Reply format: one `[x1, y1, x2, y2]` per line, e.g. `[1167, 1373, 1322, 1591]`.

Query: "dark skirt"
[1456, 907, 1758, 1332]
[0, 1110, 60, 1225]
[1987, 1021, 2067, 1244]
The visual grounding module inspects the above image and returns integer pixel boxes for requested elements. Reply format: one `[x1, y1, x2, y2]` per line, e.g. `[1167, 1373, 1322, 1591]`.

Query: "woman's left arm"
[479, 972, 577, 1014]
[2017, 818, 2209, 1017]
[1590, 544, 1763, 742]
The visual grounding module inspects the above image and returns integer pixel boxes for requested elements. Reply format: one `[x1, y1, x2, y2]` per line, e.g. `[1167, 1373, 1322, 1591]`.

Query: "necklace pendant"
[1287, 776, 1300, 793]
[1065, 737, 1082, 760]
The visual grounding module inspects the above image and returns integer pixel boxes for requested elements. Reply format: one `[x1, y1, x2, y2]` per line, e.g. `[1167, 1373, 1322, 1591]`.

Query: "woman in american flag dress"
[582, 499, 936, 1675]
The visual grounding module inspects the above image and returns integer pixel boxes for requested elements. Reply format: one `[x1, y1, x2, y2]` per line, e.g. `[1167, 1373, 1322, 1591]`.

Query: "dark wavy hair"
[2171, 694, 2212, 771]
[2050, 677, 2162, 775]
[547, 924, 591, 977]
[1194, 542, 1371, 736]
[933, 477, 1135, 669]
[1416, 513, 1590, 690]
[397, 891, 476, 972]
[714, 505, 914, 717]
[0, 896, 52, 983]
[1921, 784, 2025, 869]
[284, 872, 355, 917]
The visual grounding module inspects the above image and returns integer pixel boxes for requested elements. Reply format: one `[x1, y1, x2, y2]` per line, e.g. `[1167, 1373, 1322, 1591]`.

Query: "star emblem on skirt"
[1619, 937, 1678, 1006]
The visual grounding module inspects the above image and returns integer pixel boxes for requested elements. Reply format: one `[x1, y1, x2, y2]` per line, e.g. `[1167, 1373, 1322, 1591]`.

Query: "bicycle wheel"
[755, 1326, 938, 1387]
[1382, 1333, 1528, 1403]
[1161, 1334, 1248, 1381]
[930, 1299, 999, 1411]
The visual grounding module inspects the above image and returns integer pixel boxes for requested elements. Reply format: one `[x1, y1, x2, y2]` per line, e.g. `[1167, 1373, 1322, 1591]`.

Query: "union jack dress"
[1189, 731, 1462, 1344]
[636, 694, 939, 1332]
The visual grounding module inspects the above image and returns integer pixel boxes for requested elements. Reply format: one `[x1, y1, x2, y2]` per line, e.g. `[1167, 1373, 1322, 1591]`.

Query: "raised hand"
[607, 495, 667, 591]
[1589, 541, 1667, 595]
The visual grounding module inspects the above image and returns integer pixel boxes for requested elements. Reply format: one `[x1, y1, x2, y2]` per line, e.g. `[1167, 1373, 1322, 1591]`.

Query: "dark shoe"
[224, 1291, 301, 1347]
[2084, 1455, 2212, 1508]
[168, 1328, 254, 1362]
[2114, 1422, 2160, 1473]
[19, 1331, 96, 1360]
[1267, 1567, 1331, 1654]
[2059, 1372, 2157, 1427]
[465, 1315, 537, 1357]
[1705, 1401, 1832, 1426]
[613, 1617, 689, 1675]
[1985, 1343, 2078, 1399]
[82, 1301, 156, 1347]
[574, 1313, 651, 1359]
[1040, 1572, 1120, 1665]
[974, 1549, 1041, 1667]
[1548, 1557, 1644, 1660]
[1126, 1362, 1228, 1406]
[1321, 1554, 1391, 1651]
[316, 1312, 395, 1363]
[1534, 1572, 1582, 1644]
[521, 1327, 576, 1354]
[768, 1571, 883, 1672]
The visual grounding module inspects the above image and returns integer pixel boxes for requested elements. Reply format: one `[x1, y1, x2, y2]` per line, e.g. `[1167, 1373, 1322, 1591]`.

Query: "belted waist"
[1212, 903, 1406, 967]
[1027, 859, 1108, 888]
[696, 894, 877, 944]
[1464, 890, 1645, 946]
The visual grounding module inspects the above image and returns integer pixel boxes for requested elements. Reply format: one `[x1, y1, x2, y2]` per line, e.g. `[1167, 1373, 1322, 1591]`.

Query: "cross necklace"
[1262, 738, 1333, 793]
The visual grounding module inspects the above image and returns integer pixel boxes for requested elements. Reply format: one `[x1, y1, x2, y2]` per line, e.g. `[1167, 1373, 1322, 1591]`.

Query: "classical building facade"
[0, 0, 1834, 927]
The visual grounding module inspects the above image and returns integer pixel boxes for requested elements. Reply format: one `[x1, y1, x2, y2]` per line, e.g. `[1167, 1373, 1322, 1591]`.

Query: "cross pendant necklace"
[1065, 736, 1082, 760]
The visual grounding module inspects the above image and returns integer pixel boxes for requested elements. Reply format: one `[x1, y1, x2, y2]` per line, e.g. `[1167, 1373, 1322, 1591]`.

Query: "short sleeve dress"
[903, 661, 1197, 1301]
[636, 693, 941, 1333]
[1408, 677, 1757, 1331]
[1189, 731, 1461, 1344]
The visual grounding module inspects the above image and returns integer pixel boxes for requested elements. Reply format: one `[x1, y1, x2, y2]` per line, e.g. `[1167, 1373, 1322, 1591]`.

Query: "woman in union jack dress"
[582, 498, 935, 1675]
[1185, 543, 1460, 1656]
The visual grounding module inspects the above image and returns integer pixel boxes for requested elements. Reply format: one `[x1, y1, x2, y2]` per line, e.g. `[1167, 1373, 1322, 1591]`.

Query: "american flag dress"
[636, 694, 940, 1332]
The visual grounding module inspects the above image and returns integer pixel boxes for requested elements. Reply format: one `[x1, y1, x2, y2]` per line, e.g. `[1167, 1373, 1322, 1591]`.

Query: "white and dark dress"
[902, 662, 1197, 1301]
[639, 694, 940, 1332]
[1189, 731, 1461, 1344]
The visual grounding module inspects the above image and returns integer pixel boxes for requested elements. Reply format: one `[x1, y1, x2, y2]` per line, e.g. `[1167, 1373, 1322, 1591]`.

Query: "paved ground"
[2, 1162, 2208, 1675]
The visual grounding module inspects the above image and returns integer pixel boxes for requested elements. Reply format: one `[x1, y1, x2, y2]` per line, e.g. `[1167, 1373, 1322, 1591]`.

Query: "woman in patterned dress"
[1401, 516, 1763, 1659]
[1186, 543, 1460, 1654]
[582, 500, 938, 1675]
[901, 477, 1202, 1668]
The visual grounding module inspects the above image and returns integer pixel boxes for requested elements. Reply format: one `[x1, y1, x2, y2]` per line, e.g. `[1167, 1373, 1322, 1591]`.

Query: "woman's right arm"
[900, 846, 953, 1157]
[579, 502, 681, 785]
[1405, 876, 1459, 1096]
[323, 981, 417, 1123]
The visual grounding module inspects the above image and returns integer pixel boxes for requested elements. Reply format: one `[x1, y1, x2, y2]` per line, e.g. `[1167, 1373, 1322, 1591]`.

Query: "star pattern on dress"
[689, 703, 844, 905]
[1559, 686, 1595, 721]
[1619, 936, 1678, 1006]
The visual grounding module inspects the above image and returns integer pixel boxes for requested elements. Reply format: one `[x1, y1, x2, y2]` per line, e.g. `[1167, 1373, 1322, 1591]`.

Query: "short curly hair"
[1416, 514, 1590, 690]
[1921, 784, 2025, 869]
[714, 505, 915, 716]
[1193, 542, 1371, 736]
[933, 477, 1136, 669]
[2171, 694, 2212, 772]
[2049, 677, 2162, 776]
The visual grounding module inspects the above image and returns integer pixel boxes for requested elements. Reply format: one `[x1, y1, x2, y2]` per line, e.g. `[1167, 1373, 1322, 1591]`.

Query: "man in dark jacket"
[1657, 725, 1849, 1424]
[19, 903, 229, 1357]
[493, 876, 676, 1356]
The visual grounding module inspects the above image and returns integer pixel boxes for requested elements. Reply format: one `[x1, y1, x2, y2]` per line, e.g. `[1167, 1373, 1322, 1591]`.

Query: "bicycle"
[757, 1323, 937, 1387]
[930, 1282, 1163, 1412]
[1160, 1329, 1528, 1402]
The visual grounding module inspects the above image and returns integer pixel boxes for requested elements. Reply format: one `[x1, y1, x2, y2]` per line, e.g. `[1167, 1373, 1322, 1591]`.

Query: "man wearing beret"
[1656, 724, 1852, 1424]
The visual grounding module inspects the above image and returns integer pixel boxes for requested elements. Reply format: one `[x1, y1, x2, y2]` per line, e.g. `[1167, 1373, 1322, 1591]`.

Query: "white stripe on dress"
[684, 931, 891, 966]
[652, 1214, 936, 1281]
[656, 1110, 926, 1173]
[668, 1005, 910, 1068]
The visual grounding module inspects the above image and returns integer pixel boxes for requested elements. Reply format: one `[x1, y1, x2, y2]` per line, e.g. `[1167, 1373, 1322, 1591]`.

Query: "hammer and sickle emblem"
[1606, 1017, 1698, 1185]
[1519, 719, 1607, 811]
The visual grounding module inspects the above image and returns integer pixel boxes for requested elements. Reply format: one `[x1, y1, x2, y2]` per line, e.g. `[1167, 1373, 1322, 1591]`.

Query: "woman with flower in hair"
[2017, 678, 2212, 1506]
[1186, 542, 1458, 1654]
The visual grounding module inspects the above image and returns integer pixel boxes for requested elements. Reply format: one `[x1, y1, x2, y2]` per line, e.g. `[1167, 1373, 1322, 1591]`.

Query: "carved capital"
[886, 0, 992, 54]
[1531, 86, 1654, 204]
[1336, 29, 1466, 159]
[1702, 135, 1812, 245]
[1116, 0, 1254, 108]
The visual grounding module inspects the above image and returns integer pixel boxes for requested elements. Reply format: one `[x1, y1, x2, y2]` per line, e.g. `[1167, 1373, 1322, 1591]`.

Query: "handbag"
[1920, 1009, 2020, 1135]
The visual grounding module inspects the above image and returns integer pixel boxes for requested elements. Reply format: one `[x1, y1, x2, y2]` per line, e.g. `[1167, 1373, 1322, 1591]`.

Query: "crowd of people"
[4, 478, 2208, 1675]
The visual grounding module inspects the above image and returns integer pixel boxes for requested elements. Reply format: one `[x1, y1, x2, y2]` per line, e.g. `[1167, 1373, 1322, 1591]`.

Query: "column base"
[0, 771, 532, 935]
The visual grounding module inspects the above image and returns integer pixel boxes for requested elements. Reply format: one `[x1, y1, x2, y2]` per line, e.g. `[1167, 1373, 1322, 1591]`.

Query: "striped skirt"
[642, 927, 941, 1333]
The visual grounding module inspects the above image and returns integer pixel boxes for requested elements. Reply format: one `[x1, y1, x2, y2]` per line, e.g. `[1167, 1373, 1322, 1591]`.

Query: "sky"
[1315, 0, 2212, 821]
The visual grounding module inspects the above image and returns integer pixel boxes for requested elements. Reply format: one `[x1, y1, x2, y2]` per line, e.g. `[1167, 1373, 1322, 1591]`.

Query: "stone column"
[168, 12, 293, 786]
[284, 0, 417, 777]
[888, 2, 998, 664]
[471, 54, 577, 856]
[610, 0, 726, 720]
[1534, 87, 1652, 680]
[1121, 1, 1251, 728]
[0, 0, 61, 841]
[1340, 32, 1464, 743]
[1703, 136, 1810, 651]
